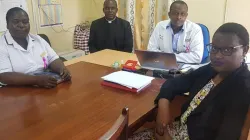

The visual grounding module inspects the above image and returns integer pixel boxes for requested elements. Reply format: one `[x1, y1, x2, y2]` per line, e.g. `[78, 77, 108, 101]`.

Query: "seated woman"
[0, 7, 71, 88]
[130, 23, 250, 140]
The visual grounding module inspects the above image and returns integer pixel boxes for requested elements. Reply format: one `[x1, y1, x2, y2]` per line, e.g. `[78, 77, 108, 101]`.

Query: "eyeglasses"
[207, 43, 243, 56]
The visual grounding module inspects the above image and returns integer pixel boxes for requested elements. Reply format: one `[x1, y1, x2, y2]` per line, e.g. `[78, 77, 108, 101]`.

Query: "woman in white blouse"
[0, 7, 71, 88]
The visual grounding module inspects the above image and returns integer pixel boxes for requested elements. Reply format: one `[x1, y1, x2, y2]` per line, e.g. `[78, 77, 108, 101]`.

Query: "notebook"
[101, 71, 154, 93]
[101, 81, 151, 93]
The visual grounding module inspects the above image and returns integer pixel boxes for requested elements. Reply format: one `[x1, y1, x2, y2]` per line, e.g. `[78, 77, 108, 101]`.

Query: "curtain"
[117, 0, 174, 50]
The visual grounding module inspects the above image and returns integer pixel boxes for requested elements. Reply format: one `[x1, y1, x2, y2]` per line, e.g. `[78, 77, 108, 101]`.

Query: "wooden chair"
[100, 107, 129, 140]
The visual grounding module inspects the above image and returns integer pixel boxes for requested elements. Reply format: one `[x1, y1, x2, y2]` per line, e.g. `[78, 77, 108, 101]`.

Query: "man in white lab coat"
[148, 1, 204, 64]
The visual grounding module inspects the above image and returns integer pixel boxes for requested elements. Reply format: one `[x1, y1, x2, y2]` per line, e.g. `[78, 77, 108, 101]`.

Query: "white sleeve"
[147, 23, 161, 52]
[0, 42, 13, 73]
[38, 36, 59, 64]
[176, 27, 204, 64]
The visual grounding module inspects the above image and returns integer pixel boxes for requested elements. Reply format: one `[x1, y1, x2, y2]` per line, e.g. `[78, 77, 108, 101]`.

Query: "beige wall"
[225, 0, 250, 33]
[26, 0, 100, 53]
[185, 0, 227, 40]
[187, 0, 250, 41]
[87, 0, 104, 22]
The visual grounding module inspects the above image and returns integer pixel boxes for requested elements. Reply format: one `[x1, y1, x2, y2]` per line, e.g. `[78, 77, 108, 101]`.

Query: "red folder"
[101, 81, 151, 93]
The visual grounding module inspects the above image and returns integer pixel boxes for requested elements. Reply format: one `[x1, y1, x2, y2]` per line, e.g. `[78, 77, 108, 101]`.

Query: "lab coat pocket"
[158, 34, 164, 50]
[184, 38, 191, 53]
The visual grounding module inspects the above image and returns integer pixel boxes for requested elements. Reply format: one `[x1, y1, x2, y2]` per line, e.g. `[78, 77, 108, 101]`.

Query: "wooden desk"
[0, 62, 164, 140]
[64, 49, 137, 66]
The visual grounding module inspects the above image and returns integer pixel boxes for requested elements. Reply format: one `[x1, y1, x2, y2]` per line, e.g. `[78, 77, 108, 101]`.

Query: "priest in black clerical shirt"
[88, 0, 133, 53]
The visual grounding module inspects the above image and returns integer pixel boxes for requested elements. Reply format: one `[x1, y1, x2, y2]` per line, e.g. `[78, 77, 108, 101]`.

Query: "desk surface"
[0, 62, 164, 140]
[64, 49, 138, 66]
[67, 49, 250, 69]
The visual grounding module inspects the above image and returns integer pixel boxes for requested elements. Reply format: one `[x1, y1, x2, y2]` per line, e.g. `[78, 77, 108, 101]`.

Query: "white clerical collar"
[105, 17, 116, 24]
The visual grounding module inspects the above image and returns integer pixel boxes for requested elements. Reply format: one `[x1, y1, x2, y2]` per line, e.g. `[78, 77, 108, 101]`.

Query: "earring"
[242, 55, 247, 63]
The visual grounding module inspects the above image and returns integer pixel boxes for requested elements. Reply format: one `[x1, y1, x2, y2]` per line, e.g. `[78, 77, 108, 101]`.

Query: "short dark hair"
[215, 23, 249, 46]
[104, 0, 117, 7]
[6, 7, 28, 24]
[170, 0, 188, 12]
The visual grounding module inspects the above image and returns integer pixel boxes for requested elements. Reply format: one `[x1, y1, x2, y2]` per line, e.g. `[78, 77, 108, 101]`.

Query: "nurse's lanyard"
[40, 52, 47, 70]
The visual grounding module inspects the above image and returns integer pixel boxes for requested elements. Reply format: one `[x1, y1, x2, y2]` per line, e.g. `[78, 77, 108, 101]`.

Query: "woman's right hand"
[155, 99, 171, 136]
[35, 75, 58, 88]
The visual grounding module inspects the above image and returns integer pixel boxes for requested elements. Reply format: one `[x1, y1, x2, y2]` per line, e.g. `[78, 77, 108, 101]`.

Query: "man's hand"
[36, 75, 58, 88]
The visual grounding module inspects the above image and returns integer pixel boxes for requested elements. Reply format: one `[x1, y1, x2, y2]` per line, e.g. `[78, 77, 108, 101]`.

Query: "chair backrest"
[100, 107, 129, 140]
[38, 34, 67, 62]
[38, 34, 51, 46]
[197, 23, 210, 64]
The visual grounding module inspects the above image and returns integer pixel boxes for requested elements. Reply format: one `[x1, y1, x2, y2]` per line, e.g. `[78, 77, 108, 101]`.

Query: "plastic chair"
[197, 23, 210, 64]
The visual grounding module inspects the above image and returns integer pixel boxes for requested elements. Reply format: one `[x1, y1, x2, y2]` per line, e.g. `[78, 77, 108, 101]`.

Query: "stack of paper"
[101, 71, 154, 93]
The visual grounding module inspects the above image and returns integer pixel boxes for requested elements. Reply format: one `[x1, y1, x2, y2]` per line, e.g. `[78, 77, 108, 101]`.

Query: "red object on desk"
[101, 81, 151, 93]
[122, 60, 138, 71]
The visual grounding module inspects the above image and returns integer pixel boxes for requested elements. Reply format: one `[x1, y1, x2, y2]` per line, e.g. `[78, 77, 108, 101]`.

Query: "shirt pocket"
[181, 38, 192, 53]
[158, 34, 164, 49]
[184, 31, 192, 52]
[33, 49, 48, 68]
